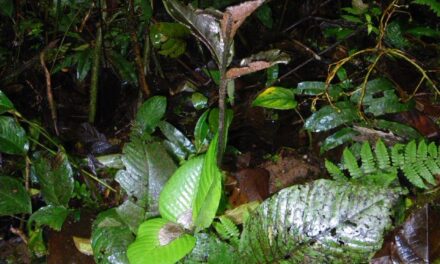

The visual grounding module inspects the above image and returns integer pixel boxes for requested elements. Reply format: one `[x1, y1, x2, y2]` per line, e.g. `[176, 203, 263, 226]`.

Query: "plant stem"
[129, 0, 151, 97]
[88, 0, 105, 123]
[88, 25, 102, 123]
[40, 51, 59, 135]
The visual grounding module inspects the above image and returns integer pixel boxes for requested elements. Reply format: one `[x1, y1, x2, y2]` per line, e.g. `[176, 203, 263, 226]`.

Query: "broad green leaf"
[158, 121, 196, 158]
[28, 205, 69, 231]
[0, 90, 14, 113]
[127, 218, 196, 264]
[116, 138, 177, 214]
[159, 155, 204, 229]
[0, 0, 14, 17]
[191, 92, 208, 110]
[135, 96, 167, 135]
[29, 228, 47, 257]
[194, 110, 210, 152]
[33, 151, 74, 207]
[304, 101, 361, 132]
[0, 176, 31, 216]
[208, 108, 234, 136]
[150, 22, 190, 58]
[76, 49, 92, 80]
[139, 0, 153, 21]
[294, 81, 343, 100]
[240, 179, 400, 263]
[350, 78, 411, 116]
[193, 134, 222, 231]
[255, 4, 273, 28]
[183, 233, 239, 263]
[321, 127, 359, 153]
[227, 50, 290, 79]
[116, 200, 145, 234]
[162, 0, 232, 66]
[252, 87, 297, 110]
[374, 119, 421, 139]
[0, 116, 29, 155]
[109, 52, 138, 85]
[91, 209, 134, 264]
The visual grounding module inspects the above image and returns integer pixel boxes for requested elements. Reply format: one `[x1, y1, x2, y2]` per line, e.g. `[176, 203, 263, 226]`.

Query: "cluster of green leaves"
[0, 90, 75, 256]
[253, 76, 420, 152]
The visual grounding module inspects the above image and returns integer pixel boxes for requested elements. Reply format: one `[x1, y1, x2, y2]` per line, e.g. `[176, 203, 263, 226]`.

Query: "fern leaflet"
[361, 142, 375, 174]
[343, 148, 362, 178]
[413, 0, 440, 17]
[325, 160, 346, 181]
[375, 140, 390, 170]
[213, 216, 240, 247]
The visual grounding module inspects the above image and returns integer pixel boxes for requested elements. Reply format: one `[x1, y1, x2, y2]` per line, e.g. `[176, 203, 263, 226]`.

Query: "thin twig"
[40, 51, 59, 135]
[129, 0, 151, 97]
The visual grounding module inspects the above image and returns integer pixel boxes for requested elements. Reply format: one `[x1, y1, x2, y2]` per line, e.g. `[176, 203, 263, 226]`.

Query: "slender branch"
[129, 0, 151, 97]
[40, 51, 59, 135]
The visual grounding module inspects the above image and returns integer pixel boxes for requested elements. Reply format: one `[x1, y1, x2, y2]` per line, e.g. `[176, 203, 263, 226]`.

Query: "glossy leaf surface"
[193, 134, 223, 231]
[127, 218, 196, 264]
[33, 152, 74, 207]
[252, 87, 297, 110]
[135, 96, 167, 135]
[0, 90, 14, 113]
[91, 209, 134, 264]
[304, 101, 361, 132]
[116, 138, 177, 214]
[0, 116, 29, 155]
[28, 205, 69, 231]
[0, 176, 31, 216]
[240, 179, 400, 263]
[159, 155, 204, 229]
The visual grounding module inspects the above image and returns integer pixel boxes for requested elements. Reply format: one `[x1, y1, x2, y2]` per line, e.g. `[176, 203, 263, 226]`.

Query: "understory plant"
[253, 0, 439, 153]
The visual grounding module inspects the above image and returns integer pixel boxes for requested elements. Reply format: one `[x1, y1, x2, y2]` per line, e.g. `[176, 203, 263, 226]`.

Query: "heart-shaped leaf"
[33, 151, 74, 207]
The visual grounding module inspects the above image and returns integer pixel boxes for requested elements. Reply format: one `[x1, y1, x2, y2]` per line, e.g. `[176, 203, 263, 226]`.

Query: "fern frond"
[360, 142, 376, 174]
[375, 140, 390, 170]
[413, 0, 440, 17]
[213, 216, 240, 247]
[343, 148, 362, 178]
[325, 160, 346, 181]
